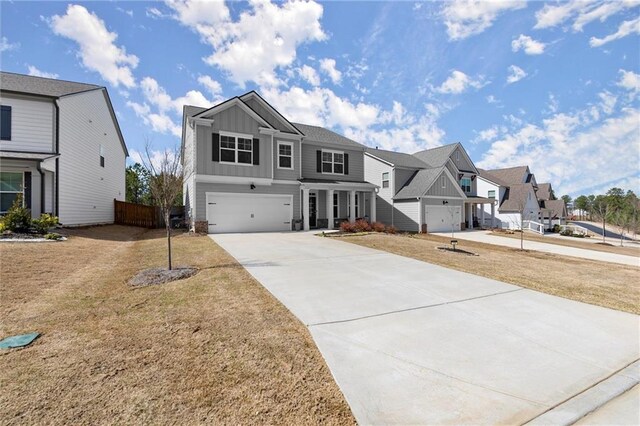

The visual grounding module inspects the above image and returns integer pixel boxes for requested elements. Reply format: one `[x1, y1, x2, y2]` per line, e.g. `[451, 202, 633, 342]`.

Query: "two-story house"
[536, 182, 567, 229]
[181, 91, 377, 233]
[0, 72, 128, 225]
[364, 142, 495, 232]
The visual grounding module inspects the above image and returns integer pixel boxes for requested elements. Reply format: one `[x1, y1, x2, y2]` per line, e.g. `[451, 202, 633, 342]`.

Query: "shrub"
[371, 221, 386, 233]
[552, 224, 561, 233]
[340, 221, 354, 233]
[45, 232, 62, 240]
[385, 225, 397, 234]
[32, 213, 59, 234]
[560, 229, 573, 237]
[2, 195, 31, 233]
[353, 219, 371, 233]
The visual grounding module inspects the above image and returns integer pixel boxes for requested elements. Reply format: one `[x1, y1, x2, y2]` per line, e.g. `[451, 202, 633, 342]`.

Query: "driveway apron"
[211, 232, 639, 425]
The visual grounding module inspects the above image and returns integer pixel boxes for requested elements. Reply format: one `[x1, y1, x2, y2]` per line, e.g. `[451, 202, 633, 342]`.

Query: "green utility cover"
[0, 332, 40, 349]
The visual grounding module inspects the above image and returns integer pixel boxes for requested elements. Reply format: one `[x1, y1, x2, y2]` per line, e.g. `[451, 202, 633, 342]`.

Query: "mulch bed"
[436, 246, 479, 256]
[128, 266, 198, 287]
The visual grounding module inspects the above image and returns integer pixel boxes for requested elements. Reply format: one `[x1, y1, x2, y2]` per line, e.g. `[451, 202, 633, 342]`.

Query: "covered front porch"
[300, 179, 378, 231]
[465, 196, 496, 230]
[0, 151, 57, 217]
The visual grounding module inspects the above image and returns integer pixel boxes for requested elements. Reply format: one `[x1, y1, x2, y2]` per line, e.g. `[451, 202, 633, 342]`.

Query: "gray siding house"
[364, 143, 496, 232]
[0, 72, 128, 225]
[182, 91, 377, 233]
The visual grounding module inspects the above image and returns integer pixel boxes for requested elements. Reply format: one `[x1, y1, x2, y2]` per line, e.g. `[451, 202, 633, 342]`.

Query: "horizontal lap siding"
[302, 142, 364, 182]
[195, 182, 300, 222]
[393, 200, 420, 232]
[0, 94, 54, 152]
[57, 90, 126, 225]
[273, 136, 300, 180]
[364, 155, 393, 225]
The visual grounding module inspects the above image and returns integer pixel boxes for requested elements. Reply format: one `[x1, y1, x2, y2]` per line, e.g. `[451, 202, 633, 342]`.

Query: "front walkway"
[211, 232, 639, 425]
[432, 230, 639, 267]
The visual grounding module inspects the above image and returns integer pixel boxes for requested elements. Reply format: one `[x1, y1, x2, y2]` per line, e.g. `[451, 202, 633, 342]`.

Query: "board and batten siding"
[242, 97, 291, 133]
[425, 170, 463, 197]
[196, 105, 272, 179]
[302, 142, 365, 182]
[364, 155, 393, 225]
[195, 182, 300, 222]
[57, 89, 126, 225]
[451, 146, 475, 172]
[0, 94, 55, 153]
[393, 199, 420, 232]
[183, 122, 196, 224]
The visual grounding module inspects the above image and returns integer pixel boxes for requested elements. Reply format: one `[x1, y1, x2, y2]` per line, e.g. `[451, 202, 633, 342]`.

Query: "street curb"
[526, 360, 639, 425]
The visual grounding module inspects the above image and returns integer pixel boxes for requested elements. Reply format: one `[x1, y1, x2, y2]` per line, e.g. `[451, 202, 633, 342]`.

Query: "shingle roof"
[365, 148, 429, 169]
[293, 122, 364, 149]
[0, 71, 102, 97]
[484, 166, 529, 186]
[394, 167, 445, 200]
[542, 199, 566, 215]
[477, 168, 510, 187]
[412, 143, 459, 167]
[184, 105, 207, 117]
[499, 183, 534, 212]
[537, 183, 552, 201]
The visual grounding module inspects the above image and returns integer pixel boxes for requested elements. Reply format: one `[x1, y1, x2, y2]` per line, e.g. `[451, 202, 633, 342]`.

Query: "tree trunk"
[602, 217, 606, 243]
[166, 211, 172, 270]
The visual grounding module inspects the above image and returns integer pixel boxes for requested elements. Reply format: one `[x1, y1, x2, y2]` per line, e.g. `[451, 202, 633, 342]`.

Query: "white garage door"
[206, 193, 293, 233]
[425, 205, 461, 233]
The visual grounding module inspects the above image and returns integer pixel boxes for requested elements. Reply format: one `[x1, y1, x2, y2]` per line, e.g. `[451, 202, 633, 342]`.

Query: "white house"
[0, 72, 128, 225]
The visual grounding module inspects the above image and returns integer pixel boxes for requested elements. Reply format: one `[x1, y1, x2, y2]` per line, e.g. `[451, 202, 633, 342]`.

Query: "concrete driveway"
[211, 232, 639, 425]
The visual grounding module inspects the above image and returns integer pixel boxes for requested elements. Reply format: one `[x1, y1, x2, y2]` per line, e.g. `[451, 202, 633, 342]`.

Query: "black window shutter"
[1, 106, 11, 140]
[212, 133, 220, 162]
[253, 138, 260, 165]
[316, 150, 322, 173]
[344, 153, 349, 175]
[24, 172, 32, 210]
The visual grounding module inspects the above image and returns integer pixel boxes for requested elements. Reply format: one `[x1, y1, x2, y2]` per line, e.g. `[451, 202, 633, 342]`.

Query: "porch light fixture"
[250, 184, 256, 190]
[442, 200, 449, 205]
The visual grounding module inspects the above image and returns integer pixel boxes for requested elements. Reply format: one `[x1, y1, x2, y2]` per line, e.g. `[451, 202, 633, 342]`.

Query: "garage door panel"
[207, 193, 292, 233]
[425, 206, 461, 233]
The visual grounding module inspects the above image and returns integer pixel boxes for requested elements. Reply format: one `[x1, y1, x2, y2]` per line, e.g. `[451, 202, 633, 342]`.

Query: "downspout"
[54, 99, 60, 217]
[391, 166, 395, 226]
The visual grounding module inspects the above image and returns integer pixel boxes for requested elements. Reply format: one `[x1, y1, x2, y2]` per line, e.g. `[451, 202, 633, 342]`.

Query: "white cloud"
[442, 0, 526, 40]
[435, 70, 485, 94]
[167, 0, 326, 87]
[617, 69, 640, 92]
[0, 36, 19, 52]
[474, 126, 501, 144]
[486, 95, 499, 104]
[535, 0, 639, 33]
[590, 16, 640, 47]
[50, 4, 139, 88]
[534, 0, 595, 29]
[319, 58, 342, 84]
[129, 148, 180, 172]
[511, 34, 545, 55]
[572, 1, 632, 31]
[598, 91, 617, 115]
[506, 65, 527, 84]
[297, 65, 320, 86]
[27, 65, 59, 79]
[197, 75, 222, 96]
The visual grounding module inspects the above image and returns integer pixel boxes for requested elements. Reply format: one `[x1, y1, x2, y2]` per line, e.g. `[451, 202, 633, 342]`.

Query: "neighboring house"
[0, 72, 128, 225]
[536, 182, 567, 229]
[181, 91, 377, 233]
[476, 166, 541, 230]
[364, 143, 496, 232]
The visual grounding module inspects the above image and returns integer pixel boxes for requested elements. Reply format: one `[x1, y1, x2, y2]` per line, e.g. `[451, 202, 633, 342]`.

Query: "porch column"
[491, 202, 495, 228]
[480, 205, 485, 228]
[349, 190, 356, 222]
[467, 203, 473, 230]
[327, 189, 334, 230]
[370, 190, 377, 222]
[548, 214, 552, 231]
[302, 188, 310, 231]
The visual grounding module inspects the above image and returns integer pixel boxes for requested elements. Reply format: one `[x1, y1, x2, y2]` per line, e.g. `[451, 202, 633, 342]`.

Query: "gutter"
[54, 99, 60, 217]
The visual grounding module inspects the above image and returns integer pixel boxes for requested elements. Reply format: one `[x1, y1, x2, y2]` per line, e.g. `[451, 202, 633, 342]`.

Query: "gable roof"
[412, 143, 458, 167]
[239, 91, 303, 135]
[499, 183, 535, 211]
[0, 71, 102, 98]
[192, 96, 273, 129]
[394, 166, 449, 200]
[537, 183, 553, 201]
[485, 165, 529, 186]
[543, 199, 566, 216]
[477, 168, 510, 187]
[365, 148, 429, 169]
[292, 122, 365, 150]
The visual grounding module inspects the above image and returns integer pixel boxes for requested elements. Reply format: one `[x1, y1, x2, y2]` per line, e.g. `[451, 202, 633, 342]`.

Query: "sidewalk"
[432, 230, 639, 267]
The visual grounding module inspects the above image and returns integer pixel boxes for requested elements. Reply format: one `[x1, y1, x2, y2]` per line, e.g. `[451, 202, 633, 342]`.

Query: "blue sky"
[1, 0, 638, 197]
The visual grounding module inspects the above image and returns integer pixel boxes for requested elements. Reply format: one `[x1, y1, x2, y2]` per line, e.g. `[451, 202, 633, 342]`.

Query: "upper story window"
[488, 190, 496, 199]
[0, 171, 23, 213]
[278, 142, 293, 169]
[322, 150, 344, 174]
[1, 105, 11, 141]
[220, 132, 253, 165]
[382, 172, 389, 188]
[460, 177, 471, 193]
[99, 144, 105, 168]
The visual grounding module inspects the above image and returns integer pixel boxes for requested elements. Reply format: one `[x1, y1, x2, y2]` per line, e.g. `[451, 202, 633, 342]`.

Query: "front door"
[309, 193, 317, 228]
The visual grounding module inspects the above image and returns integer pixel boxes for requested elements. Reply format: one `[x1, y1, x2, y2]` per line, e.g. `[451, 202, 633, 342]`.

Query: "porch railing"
[522, 220, 545, 235]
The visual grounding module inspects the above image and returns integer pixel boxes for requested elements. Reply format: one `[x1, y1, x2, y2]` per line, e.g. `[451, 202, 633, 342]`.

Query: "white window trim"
[441, 175, 446, 188]
[0, 170, 25, 213]
[321, 149, 345, 175]
[219, 131, 254, 166]
[382, 172, 389, 188]
[347, 193, 360, 217]
[277, 141, 294, 170]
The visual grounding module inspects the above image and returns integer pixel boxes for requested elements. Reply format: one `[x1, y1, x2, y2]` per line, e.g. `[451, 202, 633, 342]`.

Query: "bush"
[353, 219, 371, 233]
[2, 195, 31, 232]
[552, 224, 561, 233]
[32, 213, 59, 234]
[371, 221, 386, 232]
[45, 232, 62, 240]
[560, 229, 573, 237]
[385, 225, 397, 234]
[340, 221, 355, 233]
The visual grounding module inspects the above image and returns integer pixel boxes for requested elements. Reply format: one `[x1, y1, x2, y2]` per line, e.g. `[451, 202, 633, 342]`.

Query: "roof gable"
[193, 97, 272, 129]
[499, 183, 536, 211]
[293, 122, 365, 150]
[412, 143, 478, 174]
[486, 165, 530, 185]
[394, 166, 465, 200]
[365, 148, 429, 169]
[239, 91, 302, 135]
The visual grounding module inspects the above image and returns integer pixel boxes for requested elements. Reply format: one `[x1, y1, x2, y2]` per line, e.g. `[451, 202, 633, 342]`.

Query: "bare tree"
[140, 141, 183, 270]
[592, 195, 610, 243]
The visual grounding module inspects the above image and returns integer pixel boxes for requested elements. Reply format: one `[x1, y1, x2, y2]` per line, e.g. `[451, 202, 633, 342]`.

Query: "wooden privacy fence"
[114, 199, 163, 228]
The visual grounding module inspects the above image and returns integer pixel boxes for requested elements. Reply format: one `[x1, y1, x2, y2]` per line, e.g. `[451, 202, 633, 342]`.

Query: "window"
[321, 150, 344, 174]
[455, 150, 460, 162]
[460, 177, 471, 193]
[219, 133, 253, 165]
[99, 144, 105, 168]
[237, 137, 252, 164]
[220, 135, 236, 162]
[1, 105, 11, 141]
[441, 175, 446, 188]
[382, 172, 389, 188]
[0, 172, 23, 213]
[488, 190, 496, 199]
[346, 193, 360, 217]
[333, 192, 339, 218]
[278, 142, 293, 169]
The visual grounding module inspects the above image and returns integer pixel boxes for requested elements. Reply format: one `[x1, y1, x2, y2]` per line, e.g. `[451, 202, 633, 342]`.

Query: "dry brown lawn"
[0, 226, 354, 425]
[339, 233, 640, 315]
[490, 230, 640, 255]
